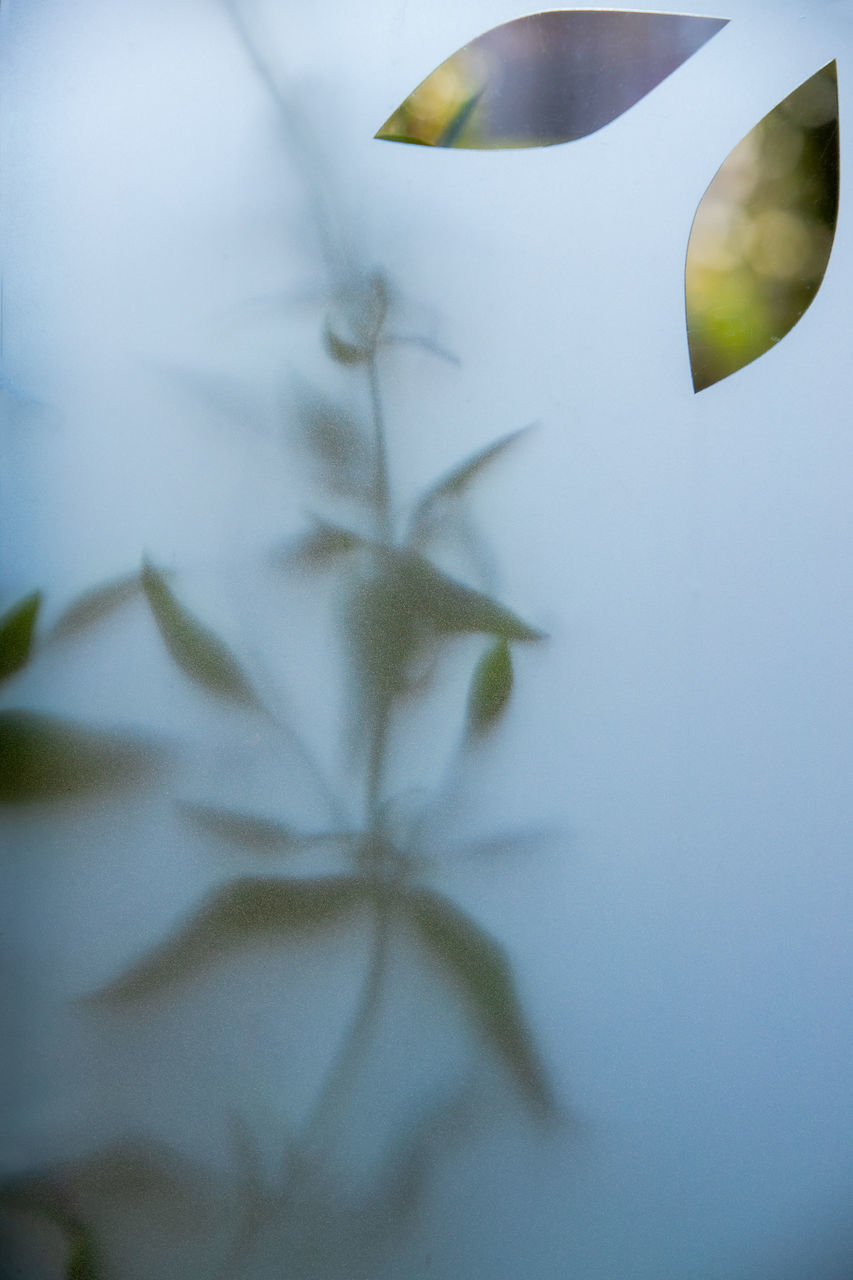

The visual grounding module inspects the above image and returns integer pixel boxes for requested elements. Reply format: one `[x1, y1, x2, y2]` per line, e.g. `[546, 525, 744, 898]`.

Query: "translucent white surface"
[3, 2, 853, 1277]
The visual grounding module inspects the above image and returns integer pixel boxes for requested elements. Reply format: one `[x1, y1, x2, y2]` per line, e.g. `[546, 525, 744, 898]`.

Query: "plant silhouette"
[0, 5, 561, 1275]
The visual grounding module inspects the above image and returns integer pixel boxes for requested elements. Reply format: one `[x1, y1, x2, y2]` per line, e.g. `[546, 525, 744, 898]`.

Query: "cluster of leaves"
[29, 266, 550, 1116]
[0, 270, 554, 1276]
[0, 255, 556, 1272]
[1, 29, 558, 1280]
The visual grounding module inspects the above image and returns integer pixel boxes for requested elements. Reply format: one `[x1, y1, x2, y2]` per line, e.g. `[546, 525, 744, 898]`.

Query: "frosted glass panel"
[2, 3, 853, 1278]
[376, 10, 727, 147]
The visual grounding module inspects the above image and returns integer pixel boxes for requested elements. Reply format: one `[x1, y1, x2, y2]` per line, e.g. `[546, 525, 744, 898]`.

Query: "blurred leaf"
[141, 562, 261, 710]
[182, 803, 305, 852]
[67, 1226, 97, 1280]
[0, 710, 163, 804]
[0, 591, 41, 683]
[409, 426, 532, 542]
[181, 802, 353, 855]
[284, 520, 366, 571]
[386, 550, 544, 641]
[467, 637, 513, 736]
[400, 886, 554, 1115]
[687, 61, 839, 390]
[323, 320, 371, 366]
[323, 272, 389, 363]
[48, 573, 140, 641]
[293, 392, 370, 499]
[87, 875, 367, 1001]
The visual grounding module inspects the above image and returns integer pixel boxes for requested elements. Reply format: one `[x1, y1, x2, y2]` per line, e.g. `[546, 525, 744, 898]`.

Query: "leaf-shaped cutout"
[377, 11, 728, 148]
[686, 61, 839, 391]
[0, 710, 164, 804]
[467, 637, 513, 737]
[0, 591, 41, 683]
[408, 425, 531, 544]
[141, 561, 261, 710]
[86, 875, 366, 1001]
[323, 272, 389, 363]
[399, 886, 554, 1115]
[181, 802, 354, 856]
[48, 572, 140, 642]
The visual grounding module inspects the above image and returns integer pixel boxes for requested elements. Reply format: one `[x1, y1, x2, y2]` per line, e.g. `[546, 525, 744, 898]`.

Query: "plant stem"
[291, 896, 392, 1165]
[367, 351, 391, 544]
[364, 341, 395, 816]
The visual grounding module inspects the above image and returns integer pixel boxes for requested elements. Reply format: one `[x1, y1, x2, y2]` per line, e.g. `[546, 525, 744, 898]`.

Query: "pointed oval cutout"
[686, 61, 839, 392]
[376, 11, 728, 149]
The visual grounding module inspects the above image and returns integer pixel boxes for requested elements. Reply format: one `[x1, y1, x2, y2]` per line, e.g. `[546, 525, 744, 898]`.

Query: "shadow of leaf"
[1, 1139, 216, 1280]
[687, 61, 839, 390]
[0, 591, 41, 684]
[466, 637, 513, 738]
[0, 711, 166, 805]
[407, 425, 532, 546]
[141, 561, 262, 711]
[48, 573, 141, 643]
[386, 551, 543, 641]
[180, 802, 356, 857]
[347, 549, 543, 733]
[85, 875, 368, 1002]
[276, 518, 367, 573]
[377, 11, 727, 148]
[397, 885, 555, 1118]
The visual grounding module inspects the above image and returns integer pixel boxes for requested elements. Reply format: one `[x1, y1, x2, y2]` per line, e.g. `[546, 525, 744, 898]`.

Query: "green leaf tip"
[401, 886, 555, 1116]
[391, 551, 544, 642]
[49, 572, 140, 642]
[468, 637, 513, 737]
[346, 552, 542, 728]
[285, 519, 366, 571]
[322, 272, 389, 365]
[67, 1227, 98, 1280]
[140, 561, 261, 710]
[323, 319, 372, 366]
[86, 875, 367, 1002]
[0, 710, 163, 804]
[409, 425, 534, 544]
[293, 392, 371, 501]
[0, 591, 42, 683]
[181, 803, 346, 855]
